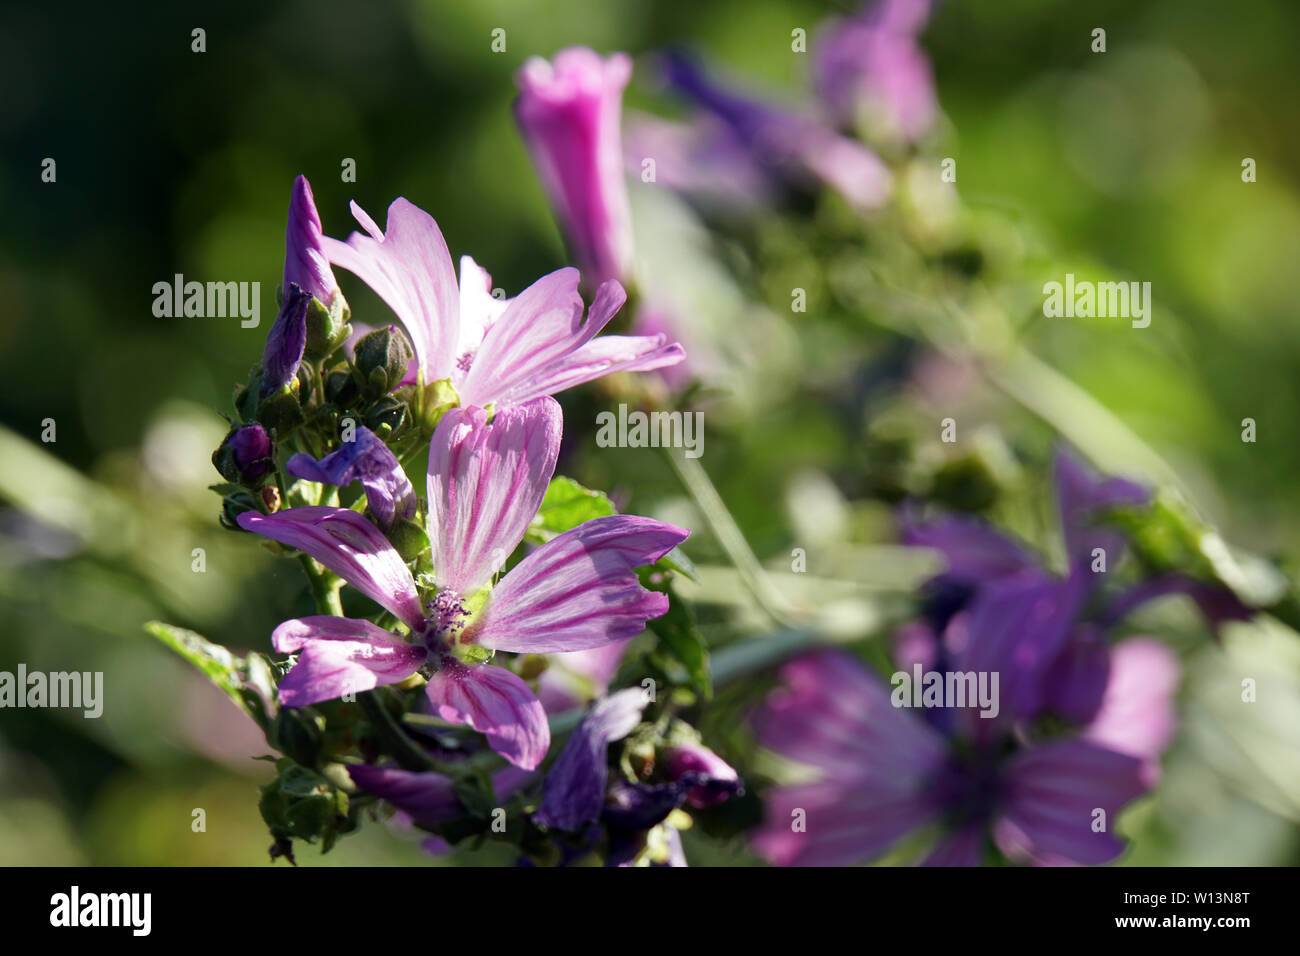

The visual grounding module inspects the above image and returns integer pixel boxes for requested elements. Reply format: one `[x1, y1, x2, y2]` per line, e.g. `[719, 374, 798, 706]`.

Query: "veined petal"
[500, 333, 686, 407]
[468, 515, 688, 654]
[426, 399, 561, 595]
[321, 198, 460, 382]
[285, 426, 416, 528]
[238, 507, 425, 630]
[535, 687, 649, 831]
[424, 660, 551, 770]
[271, 616, 425, 707]
[456, 271, 625, 408]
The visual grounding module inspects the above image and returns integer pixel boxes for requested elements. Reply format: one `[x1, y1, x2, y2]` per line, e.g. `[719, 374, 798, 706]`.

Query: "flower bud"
[212, 424, 273, 487]
[661, 742, 741, 808]
[261, 285, 311, 398]
[363, 395, 409, 439]
[283, 175, 341, 308]
[354, 325, 414, 397]
[303, 292, 352, 362]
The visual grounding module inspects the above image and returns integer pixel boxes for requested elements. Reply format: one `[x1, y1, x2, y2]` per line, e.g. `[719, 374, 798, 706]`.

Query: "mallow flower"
[659, 49, 892, 213]
[238, 396, 688, 770]
[319, 197, 683, 404]
[751, 621, 1177, 867]
[514, 47, 636, 288]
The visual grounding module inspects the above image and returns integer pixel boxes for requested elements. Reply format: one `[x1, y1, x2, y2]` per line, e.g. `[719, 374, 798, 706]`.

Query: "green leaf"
[639, 573, 711, 698]
[144, 621, 272, 730]
[526, 476, 617, 543]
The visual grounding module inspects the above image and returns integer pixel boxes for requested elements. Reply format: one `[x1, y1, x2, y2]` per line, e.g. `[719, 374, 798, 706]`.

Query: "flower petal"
[1054, 448, 1148, 572]
[286, 426, 416, 528]
[997, 739, 1148, 865]
[534, 687, 649, 831]
[238, 506, 425, 630]
[424, 660, 551, 769]
[468, 515, 688, 654]
[321, 198, 460, 382]
[347, 765, 461, 828]
[426, 398, 561, 595]
[499, 332, 686, 407]
[271, 616, 425, 707]
[456, 272, 628, 408]
[283, 175, 339, 306]
[1084, 637, 1179, 774]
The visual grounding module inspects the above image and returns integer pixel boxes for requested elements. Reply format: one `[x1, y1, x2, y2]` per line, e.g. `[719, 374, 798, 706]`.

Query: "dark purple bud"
[260, 284, 310, 397]
[212, 423, 273, 486]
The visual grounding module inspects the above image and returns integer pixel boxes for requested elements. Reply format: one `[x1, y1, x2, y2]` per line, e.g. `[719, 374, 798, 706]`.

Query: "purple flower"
[260, 284, 311, 398]
[813, 0, 939, 145]
[238, 397, 688, 769]
[514, 48, 635, 287]
[535, 637, 634, 714]
[283, 175, 340, 306]
[285, 425, 415, 528]
[320, 199, 683, 402]
[750, 637, 1171, 867]
[534, 686, 650, 831]
[660, 50, 892, 212]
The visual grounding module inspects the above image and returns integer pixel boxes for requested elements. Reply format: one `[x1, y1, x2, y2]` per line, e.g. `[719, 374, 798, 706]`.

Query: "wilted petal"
[283, 175, 339, 306]
[321, 198, 460, 382]
[347, 765, 460, 828]
[424, 660, 551, 770]
[286, 426, 416, 528]
[514, 47, 635, 286]
[237, 506, 425, 630]
[260, 285, 310, 396]
[997, 739, 1148, 865]
[468, 515, 688, 654]
[426, 399, 561, 595]
[271, 616, 425, 707]
[535, 686, 650, 831]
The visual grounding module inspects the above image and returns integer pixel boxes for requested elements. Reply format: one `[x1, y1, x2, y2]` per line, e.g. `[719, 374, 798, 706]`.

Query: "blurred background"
[1, 0, 1298, 865]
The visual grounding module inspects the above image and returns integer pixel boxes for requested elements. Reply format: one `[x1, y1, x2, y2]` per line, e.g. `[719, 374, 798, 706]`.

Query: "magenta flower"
[284, 175, 340, 307]
[285, 424, 415, 528]
[814, 0, 939, 145]
[514, 47, 636, 287]
[320, 197, 682, 403]
[238, 397, 688, 769]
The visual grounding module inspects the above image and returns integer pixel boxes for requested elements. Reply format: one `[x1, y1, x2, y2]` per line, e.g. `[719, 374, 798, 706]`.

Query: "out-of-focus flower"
[321, 198, 682, 402]
[659, 49, 892, 212]
[751, 632, 1173, 867]
[514, 48, 635, 288]
[283, 175, 341, 307]
[284, 425, 415, 528]
[814, 0, 939, 146]
[238, 397, 688, 770]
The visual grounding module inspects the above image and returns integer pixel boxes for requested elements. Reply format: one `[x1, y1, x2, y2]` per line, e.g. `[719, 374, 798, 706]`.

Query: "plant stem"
[661, 447, 793, 627]
[297, 554, 343, 616]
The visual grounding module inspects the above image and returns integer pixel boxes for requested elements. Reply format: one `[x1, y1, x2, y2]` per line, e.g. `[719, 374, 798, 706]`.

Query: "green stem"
[297, 554, 343, 616]
[662, 447, 792, 626]
[358, 690, 445, 773]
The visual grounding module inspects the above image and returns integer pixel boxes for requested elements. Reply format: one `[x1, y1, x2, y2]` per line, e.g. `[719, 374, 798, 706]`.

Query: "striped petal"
[271, 615, 425, 707]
